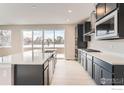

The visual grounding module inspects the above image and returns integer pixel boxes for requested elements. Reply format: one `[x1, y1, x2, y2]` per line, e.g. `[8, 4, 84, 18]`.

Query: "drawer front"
[93, 57, 112, 73]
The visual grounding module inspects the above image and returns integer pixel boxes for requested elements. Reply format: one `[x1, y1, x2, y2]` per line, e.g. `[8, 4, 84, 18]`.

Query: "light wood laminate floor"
[51, 60, 96, 85]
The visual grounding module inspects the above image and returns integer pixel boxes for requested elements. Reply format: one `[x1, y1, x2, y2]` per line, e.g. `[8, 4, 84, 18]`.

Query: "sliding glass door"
[55, 30, 64, 59]
[23, 29, 65, 59]
[33, 31, 43, 51]
[44, 30, 54, 50]
[23, 31, 32, 50]
[55, 30, 64, 47]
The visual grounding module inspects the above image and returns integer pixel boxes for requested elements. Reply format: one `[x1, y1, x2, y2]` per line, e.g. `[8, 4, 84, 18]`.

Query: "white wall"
[88, 34, 124, 56]
[65, 24, 75, 60]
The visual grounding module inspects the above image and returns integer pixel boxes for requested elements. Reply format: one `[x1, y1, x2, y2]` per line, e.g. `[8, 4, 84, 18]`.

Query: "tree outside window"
[0, 30, 11, 47]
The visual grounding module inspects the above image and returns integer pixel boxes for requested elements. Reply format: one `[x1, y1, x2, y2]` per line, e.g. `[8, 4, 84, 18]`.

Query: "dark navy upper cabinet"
[106, 3, 117, 14]
[77, 24, 84, 48]
[96, 3, 118, 21]
[96, 3, 106, 20]
[83, 22, 91, 34]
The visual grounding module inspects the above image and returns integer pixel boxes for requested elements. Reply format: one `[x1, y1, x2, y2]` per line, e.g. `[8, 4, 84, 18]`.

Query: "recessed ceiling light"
[68, 10, 72, 13]
[32, 5, 37, 8]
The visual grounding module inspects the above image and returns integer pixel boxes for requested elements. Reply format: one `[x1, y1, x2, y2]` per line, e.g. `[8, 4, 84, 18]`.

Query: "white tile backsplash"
[88, 34, 124, 57]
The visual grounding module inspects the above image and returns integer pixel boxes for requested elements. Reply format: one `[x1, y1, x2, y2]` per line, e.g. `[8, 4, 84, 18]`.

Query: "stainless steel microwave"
[95, 10, 118, 39]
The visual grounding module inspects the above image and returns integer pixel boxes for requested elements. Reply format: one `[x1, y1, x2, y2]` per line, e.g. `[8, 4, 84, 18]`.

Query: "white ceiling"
[0, 3, 95, 25]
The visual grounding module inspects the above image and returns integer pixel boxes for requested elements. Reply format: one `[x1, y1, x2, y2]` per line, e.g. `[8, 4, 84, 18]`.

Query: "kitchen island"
[0, 50, 57, 85]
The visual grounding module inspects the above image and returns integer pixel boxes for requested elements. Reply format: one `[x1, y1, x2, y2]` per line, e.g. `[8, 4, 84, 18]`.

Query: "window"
[23, 31, 43, 48]
[23, 31, 32, 48]
[55, 30, 64, 48]
[44, 30, 54, 48]
[23, 29, 64, 50]
[33, 31, 43, 48]
[0, 30, 11, 47]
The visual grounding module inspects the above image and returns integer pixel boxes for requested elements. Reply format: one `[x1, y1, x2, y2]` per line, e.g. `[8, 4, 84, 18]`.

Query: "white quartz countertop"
[79, 49, 124, 65]
[0, 50, 55, 65]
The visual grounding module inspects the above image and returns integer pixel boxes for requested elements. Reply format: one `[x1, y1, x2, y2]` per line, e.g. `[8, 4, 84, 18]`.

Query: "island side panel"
[14, 65, 44, 85]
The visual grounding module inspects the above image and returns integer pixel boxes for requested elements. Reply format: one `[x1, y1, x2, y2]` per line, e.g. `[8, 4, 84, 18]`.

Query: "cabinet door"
[49, 58, 54, 84]
[84, 56, 87, 70]
[81, 54, 84, 66]
[78, 50, 81, 64]
[93, 63, 101, 85]
[87, 58, 93, 77]
[79, 52, 87, 70]
[53, 57, 57, 73]
[44, 67, 49, 85]
[101, 68, 112, 85]
[96, 3, 106, 20]
[77, 24, 83, 43]
[106, 3, 117, 14]
[93, 63, 112, 85]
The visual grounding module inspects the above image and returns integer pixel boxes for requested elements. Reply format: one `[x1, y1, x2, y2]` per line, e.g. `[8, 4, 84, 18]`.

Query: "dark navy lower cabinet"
[93, 63, 101, 85]
[101, 68, 112, 85]
[79, 50, 124, 85]
[93, 63, 112, 85]
[93, 57, 113, 85]
[87, 58, 93, 78]
[78, 50, 82, 64]
[112, 65, 124, 85]
[93, 57, 124, 85]
[81, 52, 87, 70]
